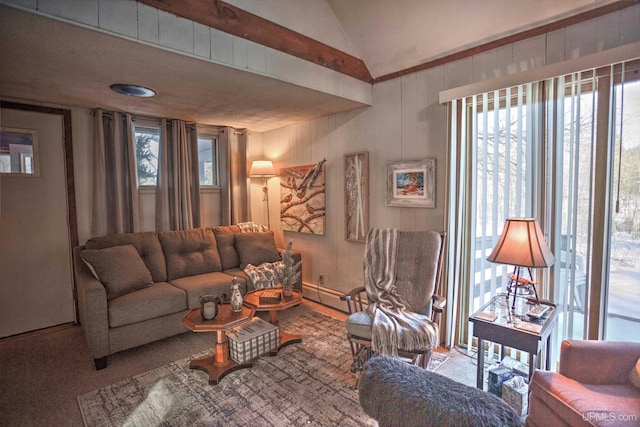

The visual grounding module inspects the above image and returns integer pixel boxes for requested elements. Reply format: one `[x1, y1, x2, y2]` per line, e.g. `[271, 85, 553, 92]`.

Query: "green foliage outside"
[135, 133, 157, 186]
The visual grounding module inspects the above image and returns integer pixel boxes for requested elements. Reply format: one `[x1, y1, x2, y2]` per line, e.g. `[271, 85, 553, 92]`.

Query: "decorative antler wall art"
[280, 159, 326, 234]
[344, 152, 369, 242]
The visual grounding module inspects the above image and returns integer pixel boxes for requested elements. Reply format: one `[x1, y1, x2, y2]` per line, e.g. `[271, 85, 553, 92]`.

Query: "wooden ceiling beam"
[137, 0, 373, 83]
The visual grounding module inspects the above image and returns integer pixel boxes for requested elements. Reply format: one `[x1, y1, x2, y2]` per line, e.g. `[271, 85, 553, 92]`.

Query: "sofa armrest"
[559, 340, 640, 385]
[73, 246, 110, 360]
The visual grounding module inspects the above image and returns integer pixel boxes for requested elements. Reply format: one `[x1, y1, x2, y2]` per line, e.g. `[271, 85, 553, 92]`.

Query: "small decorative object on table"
[277, 240, 302, 299]
[199, 295, 218, 320]
[230, 278, 243, 312]
[259, 290, 282, 304]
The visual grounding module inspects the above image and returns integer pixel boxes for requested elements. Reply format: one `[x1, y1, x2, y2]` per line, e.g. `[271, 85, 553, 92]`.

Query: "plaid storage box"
[227, 317, 280, 364]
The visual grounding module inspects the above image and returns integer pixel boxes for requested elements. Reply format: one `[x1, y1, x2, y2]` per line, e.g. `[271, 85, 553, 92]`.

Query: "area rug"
[78, 311, 448, 427]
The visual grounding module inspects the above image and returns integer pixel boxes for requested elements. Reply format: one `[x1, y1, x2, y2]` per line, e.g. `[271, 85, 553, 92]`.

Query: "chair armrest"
[74, 246, 110, 359]
[559, 340, 640, 385]
[340, 286, 366, 301]
[431, 295, 446, 313]
[340, 286, 366, 314]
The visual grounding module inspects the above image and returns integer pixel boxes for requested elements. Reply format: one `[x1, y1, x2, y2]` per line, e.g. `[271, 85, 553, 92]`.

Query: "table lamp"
[487, 218, 555, 310]
[249, 160, 277, 228]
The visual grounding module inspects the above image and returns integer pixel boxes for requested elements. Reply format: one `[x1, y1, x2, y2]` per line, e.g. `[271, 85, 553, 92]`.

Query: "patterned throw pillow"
[238, 222, 269, 233]
[244, 261, 285, 290]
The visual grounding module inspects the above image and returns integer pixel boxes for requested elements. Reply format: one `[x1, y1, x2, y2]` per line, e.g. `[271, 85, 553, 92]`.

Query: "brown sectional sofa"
[73, 225, 302, 370]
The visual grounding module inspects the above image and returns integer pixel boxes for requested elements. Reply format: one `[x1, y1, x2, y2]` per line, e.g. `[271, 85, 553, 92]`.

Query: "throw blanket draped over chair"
[364, 228, 439, 356]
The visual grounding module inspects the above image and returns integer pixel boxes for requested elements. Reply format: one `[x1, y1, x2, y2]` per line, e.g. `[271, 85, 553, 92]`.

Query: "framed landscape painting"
[386, 159, 435, 208]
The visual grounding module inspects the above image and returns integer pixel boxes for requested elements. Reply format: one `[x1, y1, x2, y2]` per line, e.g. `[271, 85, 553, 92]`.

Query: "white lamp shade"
[487, 218, 555, 268]
[249, 160, 276, 177]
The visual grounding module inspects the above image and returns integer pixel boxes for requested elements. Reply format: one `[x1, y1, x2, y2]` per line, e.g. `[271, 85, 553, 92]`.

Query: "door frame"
[1, 100, 78, 323]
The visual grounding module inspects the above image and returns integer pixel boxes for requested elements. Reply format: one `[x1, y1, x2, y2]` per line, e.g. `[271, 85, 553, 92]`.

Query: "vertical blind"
[446, 58, 639, 361]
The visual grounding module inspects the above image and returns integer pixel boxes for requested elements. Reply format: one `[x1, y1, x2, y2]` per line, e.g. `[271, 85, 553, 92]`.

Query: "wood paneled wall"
[256, 67, 448, 295]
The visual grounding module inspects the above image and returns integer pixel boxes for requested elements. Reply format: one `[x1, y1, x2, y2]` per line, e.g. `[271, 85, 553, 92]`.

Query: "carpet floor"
[78, 311, 448, 427]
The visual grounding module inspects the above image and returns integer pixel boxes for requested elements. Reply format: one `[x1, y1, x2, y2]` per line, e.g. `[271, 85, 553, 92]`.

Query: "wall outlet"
[318, 274, 324, 286]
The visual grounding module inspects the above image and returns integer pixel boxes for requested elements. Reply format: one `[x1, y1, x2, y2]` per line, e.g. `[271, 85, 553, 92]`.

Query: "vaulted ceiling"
[0, 0, 628, 132]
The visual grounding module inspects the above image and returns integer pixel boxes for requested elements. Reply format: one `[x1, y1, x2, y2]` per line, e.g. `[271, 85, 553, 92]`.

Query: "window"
[198, 135, 218, 186]
[134, 124, 160, 186]
[133, 121, 219, 187]
[0, 127, 38, 175]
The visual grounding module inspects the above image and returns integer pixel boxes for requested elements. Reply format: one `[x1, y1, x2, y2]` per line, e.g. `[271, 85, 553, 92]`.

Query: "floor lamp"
[487, 218, 555, 311]
[249, 160, 277, 228]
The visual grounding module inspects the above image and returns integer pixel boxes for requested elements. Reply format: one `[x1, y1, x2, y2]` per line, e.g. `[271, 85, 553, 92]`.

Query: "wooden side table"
[469, 294, 558, 389]
[243, 288, 303, 351]
[182, 304, 255, 385]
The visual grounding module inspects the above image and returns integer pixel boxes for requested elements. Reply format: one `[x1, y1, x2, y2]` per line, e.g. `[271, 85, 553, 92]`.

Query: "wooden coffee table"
[243, 288, 303, 351]
[182, 304, 255, 385]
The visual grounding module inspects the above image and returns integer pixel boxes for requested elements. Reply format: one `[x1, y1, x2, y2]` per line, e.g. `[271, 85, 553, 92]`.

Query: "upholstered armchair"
[341, 230, 446, 372]
[527, 340, 640, 427]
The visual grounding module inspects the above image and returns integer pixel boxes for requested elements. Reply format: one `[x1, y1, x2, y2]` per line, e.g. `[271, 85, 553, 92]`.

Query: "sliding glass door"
[605, 78, 640, 342]
[450, 59, 640, 362]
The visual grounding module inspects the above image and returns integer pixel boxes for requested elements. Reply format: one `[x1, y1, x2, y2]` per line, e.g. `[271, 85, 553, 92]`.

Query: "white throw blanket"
[364, 228, 439, 356]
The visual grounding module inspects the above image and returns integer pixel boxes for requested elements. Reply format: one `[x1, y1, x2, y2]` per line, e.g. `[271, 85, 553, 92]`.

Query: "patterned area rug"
[78, 311, 448, 427]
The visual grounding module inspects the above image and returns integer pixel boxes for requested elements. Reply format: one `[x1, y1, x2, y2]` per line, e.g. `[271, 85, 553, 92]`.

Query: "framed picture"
[280, 159, 326, 234]
[386, 159, 435, 208]
[344, 152, 369, 242]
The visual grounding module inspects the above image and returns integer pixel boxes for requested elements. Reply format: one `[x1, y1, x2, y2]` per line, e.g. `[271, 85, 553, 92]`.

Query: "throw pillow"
[235, 231, 281, 268]
[159, 228, 223, 280]
[80, 244, 153, 300]
[244, 261, 285, 290]
[630, 358, 640, 390]
[212, 226, 241, 270]
[237, 221, 269, 233]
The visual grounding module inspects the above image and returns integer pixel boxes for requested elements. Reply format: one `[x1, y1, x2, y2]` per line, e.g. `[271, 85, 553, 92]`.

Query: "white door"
[0, 106, 75, 337]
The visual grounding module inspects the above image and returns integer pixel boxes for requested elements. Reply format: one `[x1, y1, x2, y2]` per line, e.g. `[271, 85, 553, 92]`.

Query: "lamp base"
[506, 267, 540, 311]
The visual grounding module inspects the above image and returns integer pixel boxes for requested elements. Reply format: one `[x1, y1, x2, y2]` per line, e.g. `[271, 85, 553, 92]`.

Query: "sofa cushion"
[346, 311, 374, 340]
[235, 231, 281, 268]
[80, 244, 154, 300]
[631, 358, 640, 389]
[170, 272, 247, 309]
[85, 231, 167, 282]
[159, 228, 223, 280]
[108, 282, 188, 328]
[212, 225, 241, 270]
[244, 261, 284, 289]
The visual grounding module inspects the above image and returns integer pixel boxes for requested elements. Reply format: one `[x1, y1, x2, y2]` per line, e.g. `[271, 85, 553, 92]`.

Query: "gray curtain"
[91, 109, 139, 236]
[155, 119, 200, 231]
[219, 127, 249, 225]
